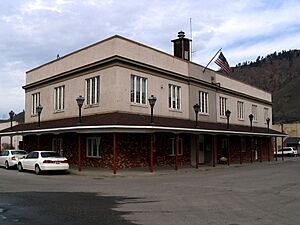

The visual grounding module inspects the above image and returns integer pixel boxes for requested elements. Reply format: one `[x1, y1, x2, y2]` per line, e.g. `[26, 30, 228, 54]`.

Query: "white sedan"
[18, 151, 69, 175]
[0, 149, 27, 169]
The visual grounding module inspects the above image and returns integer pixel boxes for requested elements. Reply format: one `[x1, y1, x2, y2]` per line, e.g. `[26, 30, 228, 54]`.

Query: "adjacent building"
[0, 32, 284, 173]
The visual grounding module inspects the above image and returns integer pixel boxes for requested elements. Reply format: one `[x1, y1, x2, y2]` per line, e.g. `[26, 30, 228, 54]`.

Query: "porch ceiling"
[0, 112, 285, 137]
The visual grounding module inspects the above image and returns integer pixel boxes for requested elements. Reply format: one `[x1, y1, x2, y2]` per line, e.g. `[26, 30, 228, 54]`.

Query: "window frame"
[130, 75, 148, 105]
[54, 85, 65, 112]
[219, 96, 227, 117]
[86, 137, 101, 158]
[168, 84, 181, 110]
[31, 92, 40, 116]
[199, 91, 209, 115]
[263, 107, 269, 123]
[169, 138, 183, 156]
[252, 104, 258, 121]
[237, 101, 244, 120]
[85, 76, 100, 106]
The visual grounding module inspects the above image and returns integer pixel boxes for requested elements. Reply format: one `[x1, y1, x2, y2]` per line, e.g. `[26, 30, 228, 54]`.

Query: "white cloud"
[0, 0, 300, 118]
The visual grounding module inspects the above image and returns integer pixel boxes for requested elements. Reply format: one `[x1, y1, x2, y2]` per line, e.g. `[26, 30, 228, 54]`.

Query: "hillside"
[230, 50, 300, 124]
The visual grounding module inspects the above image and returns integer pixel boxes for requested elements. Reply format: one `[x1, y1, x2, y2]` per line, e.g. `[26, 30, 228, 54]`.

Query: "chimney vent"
[171, 31, 191, 61]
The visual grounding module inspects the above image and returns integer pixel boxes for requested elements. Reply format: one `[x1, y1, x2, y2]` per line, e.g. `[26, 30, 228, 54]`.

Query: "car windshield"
[12, 150, 27, 155]
[41, 152, 61, 158]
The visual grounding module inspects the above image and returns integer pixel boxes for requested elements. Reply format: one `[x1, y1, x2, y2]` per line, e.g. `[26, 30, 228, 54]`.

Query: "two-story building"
[0, 32, 284, 173]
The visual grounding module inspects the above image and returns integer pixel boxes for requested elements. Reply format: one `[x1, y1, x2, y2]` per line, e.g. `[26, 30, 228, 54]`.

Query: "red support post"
[175, 134, 179, 170]
[37, 135, 40, 150]
[250, 137, 253, 163]
[195, 135, 199, 169]
[113, 133, 117, 175]
[0, 137, 2, 151]
[227, 137, 230, 166]
[239, 138, 242, 164]
[212, 135, 216, 167]
[56, 136, 59, 153]
[150, 134, 154, 173]
[275, 138, 278, 161]
[77, 133, 81, 172]
[10, 136, 13, 149]
[260, 139, 263, 163]
[268, 138, 271, 162]
[281, 136, 284, 161]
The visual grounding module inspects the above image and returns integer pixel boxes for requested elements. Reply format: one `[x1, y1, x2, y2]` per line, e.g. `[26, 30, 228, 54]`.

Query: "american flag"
[215, 52, 231, 74]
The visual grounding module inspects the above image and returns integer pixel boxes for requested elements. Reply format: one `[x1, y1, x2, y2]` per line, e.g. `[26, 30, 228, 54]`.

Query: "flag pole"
[203, 48, 222, 73]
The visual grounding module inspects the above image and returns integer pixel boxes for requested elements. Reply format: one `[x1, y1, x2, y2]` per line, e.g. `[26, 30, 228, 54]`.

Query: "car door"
[0, 151, 4, 166]
[0, 151, 8, 166]
[23, 152, 36, 170]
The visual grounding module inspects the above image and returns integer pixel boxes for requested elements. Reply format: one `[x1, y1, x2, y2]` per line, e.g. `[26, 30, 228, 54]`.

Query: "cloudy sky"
[1, 0, 300, 119]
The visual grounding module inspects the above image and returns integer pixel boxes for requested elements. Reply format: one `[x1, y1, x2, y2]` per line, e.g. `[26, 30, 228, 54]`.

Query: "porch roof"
[0, 112, 285, 137]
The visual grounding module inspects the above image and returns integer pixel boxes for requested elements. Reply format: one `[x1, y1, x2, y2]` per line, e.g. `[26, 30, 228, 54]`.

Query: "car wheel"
[5, 161, 10, 169]
[35, 165, 41, 175]
[18, 163, 23, 172]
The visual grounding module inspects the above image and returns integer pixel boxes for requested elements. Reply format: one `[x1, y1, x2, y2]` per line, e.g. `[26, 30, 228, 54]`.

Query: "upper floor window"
[32, 92, 40, 115]
[237, 101, 244, 120]
[54, 86, 65, 112]
[169, 84, 181, 110]
[199, 91, 209, 114]
[85, 76, 100, 106]
[220, 96, 227, 116]
[264, 107, 269, 122]
[131, 75, 147, 104]
[252, 104, 258, 121]
[86, 137, 101, 158]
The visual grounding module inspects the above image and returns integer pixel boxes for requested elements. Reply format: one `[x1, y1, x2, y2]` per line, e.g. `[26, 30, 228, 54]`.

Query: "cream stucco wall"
[0, 121, 22, 150]
[216, 92, 272, 127]
[26, 36, 189, 86]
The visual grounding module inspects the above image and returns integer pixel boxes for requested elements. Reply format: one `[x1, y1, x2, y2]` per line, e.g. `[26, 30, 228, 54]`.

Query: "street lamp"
[9, 110, 15, 148]
[148, 95, 157, 124]
[249, 114, 254, 131]
[36, 105, 43, 128]
[76, 95, 85, 124]
[193, 103, 200, 127]
[225, 109, 231, 129]
[266, 117, 270, 133]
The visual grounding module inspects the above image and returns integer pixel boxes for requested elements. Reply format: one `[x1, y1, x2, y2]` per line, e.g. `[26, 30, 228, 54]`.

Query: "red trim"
[240, 139, 242, 164]
[212, 136, 216, 167]
[77, 134, 81, 172]
[260, 139, 262, 162]
[250, 138, 253, 163]
[275, 138, 278, 161]
[113, 133, 117, 174]
[227, 138, 230, 166]
[175, 135, 179, 170]
[150, 134, 154, 173]
[281, 137, 284, 161]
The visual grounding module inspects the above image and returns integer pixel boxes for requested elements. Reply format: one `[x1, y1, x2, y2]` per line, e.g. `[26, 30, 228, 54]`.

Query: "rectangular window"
[86, 137, 101, 158]
[52, 138, 63, 156]
[31, 92, 40, 115]
[252, 105, 258, 121]
[54, 86, 65, 112]
[85, 76, 100, 106]
[169, 84, 181, 110]
[199, 91, 209, 114]
[237, 101, 244, 120]
[220, 96, 227, 116]
[264, 107, 269, 122]
[169, 138, 183, 156]
[130, 75, 147, 104]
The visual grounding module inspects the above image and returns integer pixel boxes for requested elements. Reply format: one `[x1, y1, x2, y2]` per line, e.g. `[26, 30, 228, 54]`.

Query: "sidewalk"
[69, 159, 287, 178]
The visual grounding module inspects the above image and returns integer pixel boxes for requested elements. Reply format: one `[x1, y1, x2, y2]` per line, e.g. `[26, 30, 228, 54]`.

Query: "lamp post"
[36, 105, 43, 128]
[76, 96, 85, 124]
[249, 114, 254, 131]
[266, 117, 270, 133]
[193, 103, 200, 127]
[225, 109, 231, 129]
[9, 110, 15, 149]
[148, 95, 157, 124]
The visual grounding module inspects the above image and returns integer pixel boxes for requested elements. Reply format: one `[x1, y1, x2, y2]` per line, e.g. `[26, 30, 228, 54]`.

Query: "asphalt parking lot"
[0, 158, 300, 225]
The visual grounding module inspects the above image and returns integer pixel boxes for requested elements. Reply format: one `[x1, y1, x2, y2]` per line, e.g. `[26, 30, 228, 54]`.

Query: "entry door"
[199, 142, 204, 163]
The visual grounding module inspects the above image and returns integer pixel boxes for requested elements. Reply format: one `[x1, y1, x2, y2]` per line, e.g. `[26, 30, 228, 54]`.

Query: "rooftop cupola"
[171, 31, 191, 61]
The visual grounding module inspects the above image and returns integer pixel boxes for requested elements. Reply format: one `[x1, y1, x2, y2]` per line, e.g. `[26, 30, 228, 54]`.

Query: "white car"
[18, 151, 69, 175]
[274, 147, 297, 157]
[0, 149, 27, 169]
